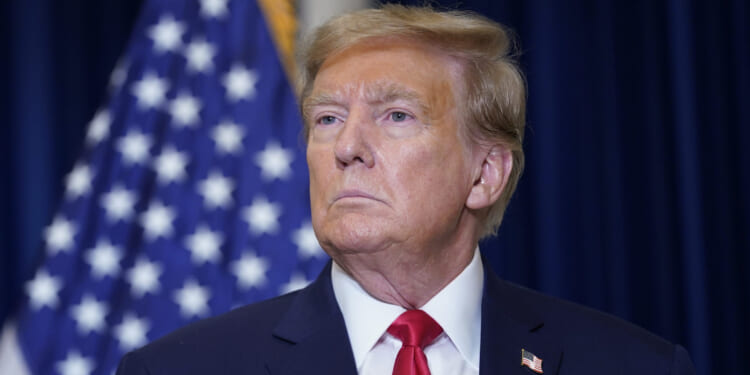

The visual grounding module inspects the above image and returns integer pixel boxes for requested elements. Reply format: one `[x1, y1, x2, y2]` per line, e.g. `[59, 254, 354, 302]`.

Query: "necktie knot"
[387, 310, 443, 375]
[387, 310, 443, 349]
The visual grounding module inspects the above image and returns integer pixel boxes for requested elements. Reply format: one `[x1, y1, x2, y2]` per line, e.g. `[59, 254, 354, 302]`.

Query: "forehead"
[309, 38, 464, 104]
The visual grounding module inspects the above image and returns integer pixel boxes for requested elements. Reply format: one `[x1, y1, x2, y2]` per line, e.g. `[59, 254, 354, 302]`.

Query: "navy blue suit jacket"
[116, 261, 695, 374]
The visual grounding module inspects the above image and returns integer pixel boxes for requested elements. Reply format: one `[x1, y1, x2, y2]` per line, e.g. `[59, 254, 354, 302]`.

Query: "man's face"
[305, 39, 482, 262]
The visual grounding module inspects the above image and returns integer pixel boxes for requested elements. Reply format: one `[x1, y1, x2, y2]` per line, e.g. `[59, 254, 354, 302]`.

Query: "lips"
[333, 189, 382, 203]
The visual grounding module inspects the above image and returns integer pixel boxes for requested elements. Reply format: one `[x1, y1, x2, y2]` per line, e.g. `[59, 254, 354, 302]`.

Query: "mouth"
[333, 190, 382, 203]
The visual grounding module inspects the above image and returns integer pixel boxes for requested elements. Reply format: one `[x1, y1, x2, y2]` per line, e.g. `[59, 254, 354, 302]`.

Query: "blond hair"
[298, 4, 526, 238]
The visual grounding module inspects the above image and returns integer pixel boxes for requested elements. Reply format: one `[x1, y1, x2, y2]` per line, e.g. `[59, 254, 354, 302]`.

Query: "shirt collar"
[331, 248, 484, 370]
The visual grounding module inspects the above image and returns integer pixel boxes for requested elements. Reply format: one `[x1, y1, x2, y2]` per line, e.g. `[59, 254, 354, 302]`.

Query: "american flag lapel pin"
[521, 349, 544, 373]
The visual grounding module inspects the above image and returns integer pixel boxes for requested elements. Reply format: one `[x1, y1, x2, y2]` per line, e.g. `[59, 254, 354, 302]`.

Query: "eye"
[318, 115, 338, 125]
[389, 111, 411, 122]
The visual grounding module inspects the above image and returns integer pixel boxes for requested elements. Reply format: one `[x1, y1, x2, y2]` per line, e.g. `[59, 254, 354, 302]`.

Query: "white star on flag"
[173, 279, 211, 318]
[127, 258, 163, 298]
[292, 222, 325, 258]
[10, 2, 329, 373]
[70, 294, 109, 334]
[222, 64, 258, 101]
[44, 216, 76, 255]
[198, 170, 234, 209]
[114, 314, 150, 351]
[100, 185, 137, 222]
[153, 146, 189, 184]
[117, 130, 153, 165]
[231, 252, 269, 289]
[184, 37, 216, 72]
[243, 197, 282, 235]
[169, 92, 202, 127]
[85, 239, 123, 278]
[140, 201, 176, 240]
[255, 141, 294, 181]
[211, 120, 244, 154]
[184, 225, 223, 264]
[65, 163, 93, 199]
[280, 272, 311, 294]
[148, 15, 185, 53]
[56, 351, 95, 375]
[131, 72, 170, 109]
[26, 270, 62, 310]
[109, 60, 129, 91]
[200, 0, 228, 18]
[86, 109, 111, 145]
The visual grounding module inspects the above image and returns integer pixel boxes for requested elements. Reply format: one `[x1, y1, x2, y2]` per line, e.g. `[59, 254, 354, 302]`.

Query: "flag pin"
[521, 348, 544, 374]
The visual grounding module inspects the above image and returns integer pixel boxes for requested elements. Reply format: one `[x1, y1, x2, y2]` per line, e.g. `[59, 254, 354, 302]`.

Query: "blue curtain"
[407, 1, 748, 374]
[1, 1, 747, 374]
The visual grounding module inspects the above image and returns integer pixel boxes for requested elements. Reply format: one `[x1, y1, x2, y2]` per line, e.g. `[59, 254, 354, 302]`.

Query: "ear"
[466, 145, 513, 210]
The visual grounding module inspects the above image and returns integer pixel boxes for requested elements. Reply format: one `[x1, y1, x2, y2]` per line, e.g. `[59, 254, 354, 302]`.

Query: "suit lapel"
[480, 263, 562, 375]
[266, 262, 358, 375]
[265, 259, 564, 374]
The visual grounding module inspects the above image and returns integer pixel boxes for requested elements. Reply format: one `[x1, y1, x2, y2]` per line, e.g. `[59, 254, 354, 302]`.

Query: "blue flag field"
[0, 0, 328, 374]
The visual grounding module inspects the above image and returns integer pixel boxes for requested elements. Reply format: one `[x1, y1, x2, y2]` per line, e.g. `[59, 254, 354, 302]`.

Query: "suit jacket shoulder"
[116, 262, 358, 375]
[480, 267, 696, 375]
[117, 260, 695, 375]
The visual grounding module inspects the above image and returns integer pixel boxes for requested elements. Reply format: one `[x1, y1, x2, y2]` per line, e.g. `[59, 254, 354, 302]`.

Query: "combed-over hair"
[297, 4, 526, 238]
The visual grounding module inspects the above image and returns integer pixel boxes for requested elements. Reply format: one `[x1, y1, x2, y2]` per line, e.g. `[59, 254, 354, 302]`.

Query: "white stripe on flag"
[0, 321, 31, 375]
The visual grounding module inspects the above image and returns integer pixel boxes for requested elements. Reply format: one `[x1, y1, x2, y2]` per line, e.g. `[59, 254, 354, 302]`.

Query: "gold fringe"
[257, 0, 297, 86]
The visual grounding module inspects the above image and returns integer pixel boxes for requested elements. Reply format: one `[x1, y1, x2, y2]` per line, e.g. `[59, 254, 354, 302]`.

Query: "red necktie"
[387, 310, 444, 375]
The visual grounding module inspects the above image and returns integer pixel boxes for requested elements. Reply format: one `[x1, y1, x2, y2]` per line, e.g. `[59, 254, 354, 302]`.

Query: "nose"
[334, 109, 375, 169]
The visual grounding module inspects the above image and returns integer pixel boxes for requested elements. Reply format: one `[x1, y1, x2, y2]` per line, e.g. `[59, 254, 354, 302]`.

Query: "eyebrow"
[303, 81, 430, 119]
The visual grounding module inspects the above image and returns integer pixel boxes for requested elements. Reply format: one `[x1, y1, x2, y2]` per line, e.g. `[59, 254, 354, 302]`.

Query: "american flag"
[10, 0, 328, 374]
[521, 349, 544, 374]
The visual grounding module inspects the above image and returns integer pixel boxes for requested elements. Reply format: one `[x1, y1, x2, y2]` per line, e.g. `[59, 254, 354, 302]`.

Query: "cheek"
[307, 143, 332, 175]
[306, 149, 330, 203]
[389, 144, 457, 200]
[397, 141, 472, 204]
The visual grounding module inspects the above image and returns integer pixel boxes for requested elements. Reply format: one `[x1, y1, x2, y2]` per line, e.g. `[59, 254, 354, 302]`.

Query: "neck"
[334, 237, 477, 309]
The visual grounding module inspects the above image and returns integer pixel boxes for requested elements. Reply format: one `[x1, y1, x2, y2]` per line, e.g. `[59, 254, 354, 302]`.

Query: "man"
[117, 5, 696, 374]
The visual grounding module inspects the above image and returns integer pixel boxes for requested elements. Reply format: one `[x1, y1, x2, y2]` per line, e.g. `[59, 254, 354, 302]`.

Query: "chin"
[317, 216, 395, 256]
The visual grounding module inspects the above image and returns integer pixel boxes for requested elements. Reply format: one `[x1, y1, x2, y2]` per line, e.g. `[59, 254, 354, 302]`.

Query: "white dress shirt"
[331, 248, 484, 375]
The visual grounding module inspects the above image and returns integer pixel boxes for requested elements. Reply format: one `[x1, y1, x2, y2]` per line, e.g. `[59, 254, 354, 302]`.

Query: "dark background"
[1, 1, 747, 374]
